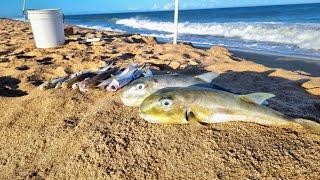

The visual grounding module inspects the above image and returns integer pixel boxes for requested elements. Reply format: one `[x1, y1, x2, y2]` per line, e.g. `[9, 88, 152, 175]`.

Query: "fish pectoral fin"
[195, 72, 220, 83]
[239, 93, 275, 105]
[186, 111, 206, 131]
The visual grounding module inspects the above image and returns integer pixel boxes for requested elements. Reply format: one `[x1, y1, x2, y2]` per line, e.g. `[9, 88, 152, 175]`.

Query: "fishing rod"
[173, 0, 179, 44]
[23, 0, 27, 20]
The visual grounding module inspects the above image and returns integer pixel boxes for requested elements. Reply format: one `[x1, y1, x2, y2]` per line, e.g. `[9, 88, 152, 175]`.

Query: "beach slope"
[0, 19, 319, 179]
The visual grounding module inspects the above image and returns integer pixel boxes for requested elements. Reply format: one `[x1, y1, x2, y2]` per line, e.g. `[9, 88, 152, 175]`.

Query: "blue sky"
[1, 0, 320, 17]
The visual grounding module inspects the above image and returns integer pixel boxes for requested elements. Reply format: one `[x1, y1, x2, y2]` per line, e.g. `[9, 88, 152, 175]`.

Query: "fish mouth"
[121, 97, 141, 107]
[119, 92, 139, 106]
[139, 112, 162, 123]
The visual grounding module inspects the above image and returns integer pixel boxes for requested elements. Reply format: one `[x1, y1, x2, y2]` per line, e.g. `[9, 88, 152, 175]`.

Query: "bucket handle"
[23, 9, 28, 20]
[62, 13, 65, 23]
[22, 9, 65, 23]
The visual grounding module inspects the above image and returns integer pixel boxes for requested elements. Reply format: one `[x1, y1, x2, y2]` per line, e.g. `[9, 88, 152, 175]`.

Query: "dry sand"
[0, 19, 319, 179]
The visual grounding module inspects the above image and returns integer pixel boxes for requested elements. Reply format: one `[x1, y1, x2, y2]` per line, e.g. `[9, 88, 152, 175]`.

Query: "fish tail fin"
[294, 118, 320, 135]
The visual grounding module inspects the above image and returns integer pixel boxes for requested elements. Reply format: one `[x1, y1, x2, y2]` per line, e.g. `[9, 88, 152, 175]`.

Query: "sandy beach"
[0, 19, 320, 179]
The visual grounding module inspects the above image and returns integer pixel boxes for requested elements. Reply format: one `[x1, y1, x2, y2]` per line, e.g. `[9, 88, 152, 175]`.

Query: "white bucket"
[27, 9, 65, 48]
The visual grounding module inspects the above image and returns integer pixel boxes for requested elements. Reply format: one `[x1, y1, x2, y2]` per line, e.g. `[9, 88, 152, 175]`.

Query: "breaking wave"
[116, 18, 320, 50]
[77, 24, 124, 33]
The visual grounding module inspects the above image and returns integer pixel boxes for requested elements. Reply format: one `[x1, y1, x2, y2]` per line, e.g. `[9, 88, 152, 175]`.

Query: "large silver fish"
[139, 87, 320, 134]
[120, 72, 222, 107]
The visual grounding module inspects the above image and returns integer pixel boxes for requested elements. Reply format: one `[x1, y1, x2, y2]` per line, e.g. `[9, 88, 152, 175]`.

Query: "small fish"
[97, 64, 143, 91]
[120, 72, 222, 107]
[61, 71, 96, 89]
[77, 68, 118, 92]
[139, 87, 320, 134]
[76, 62, 117, 92]
[96, 68, 130, 89]
[39, 77, 66, 90]
[107, 69, 145, 91]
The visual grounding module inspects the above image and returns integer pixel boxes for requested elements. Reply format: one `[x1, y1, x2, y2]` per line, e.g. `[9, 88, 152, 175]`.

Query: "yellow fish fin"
[240, 93, 275, 105]
[187, 112, 206, 131]
[195, 72, 220, 83]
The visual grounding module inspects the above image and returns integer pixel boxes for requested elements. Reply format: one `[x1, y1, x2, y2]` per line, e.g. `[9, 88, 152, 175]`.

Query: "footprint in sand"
[0, 58, 9, 63]
[115, 53, 135, 61]
[15, 65, 30, 71]
[64, 117, 80, 129]
[27, 75, 44, 86]
[37, 57, 54, 65]
[16, 54, 36, 59]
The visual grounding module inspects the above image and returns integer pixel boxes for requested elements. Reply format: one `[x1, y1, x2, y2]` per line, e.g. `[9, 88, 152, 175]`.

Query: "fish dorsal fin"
[239, 93, 275, 105]
[195, 72, 220, 83]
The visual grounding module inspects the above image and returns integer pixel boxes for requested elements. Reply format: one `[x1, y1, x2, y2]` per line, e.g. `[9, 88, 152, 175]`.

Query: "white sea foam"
[77, 24, 124, 33]
[12, 18, 27, 22]
[141, 33, 172, 39]
[116, 18, 320, 50]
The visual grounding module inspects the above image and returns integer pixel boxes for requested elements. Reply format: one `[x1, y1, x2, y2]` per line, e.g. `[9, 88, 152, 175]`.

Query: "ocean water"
[65, 3, 320, 59]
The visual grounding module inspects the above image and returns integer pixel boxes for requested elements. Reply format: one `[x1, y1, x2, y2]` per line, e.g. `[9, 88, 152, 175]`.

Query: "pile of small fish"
[119, 72, 320, 134]
[39, 62, 152, 92]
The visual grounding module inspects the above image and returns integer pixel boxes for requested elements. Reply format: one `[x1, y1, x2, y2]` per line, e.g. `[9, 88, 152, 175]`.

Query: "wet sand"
[232, 50, 320, 77]
[0, 19, 319, 179]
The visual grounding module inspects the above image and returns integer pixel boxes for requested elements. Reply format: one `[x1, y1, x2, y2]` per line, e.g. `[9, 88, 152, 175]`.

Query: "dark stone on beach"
[65, 26, 74, 36]
[64, 117, 80, 128]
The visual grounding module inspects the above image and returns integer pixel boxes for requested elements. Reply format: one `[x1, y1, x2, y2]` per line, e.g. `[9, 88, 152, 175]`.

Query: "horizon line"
[64, 2, 320, 16]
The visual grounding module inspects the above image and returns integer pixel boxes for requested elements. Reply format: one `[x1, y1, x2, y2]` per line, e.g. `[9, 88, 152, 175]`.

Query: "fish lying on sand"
[74, 61, 117, 92]
[40, 62, 116, 90]
[107, 69, 147, 92]
[97, 64, 151, 92]
[97, 65, 139, 89]
[61, 70, 96, 89]
[39, 76, 69, 90]
[120, 72, 225, 107]
[75, 68, 118, 92]
[139, 87, 320, 134]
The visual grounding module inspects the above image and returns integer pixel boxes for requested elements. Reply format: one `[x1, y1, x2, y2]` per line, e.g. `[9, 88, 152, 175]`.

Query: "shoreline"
[231, 50, 320, 77]
[7, 17, 320, 62]
[171, 40, 320, 77]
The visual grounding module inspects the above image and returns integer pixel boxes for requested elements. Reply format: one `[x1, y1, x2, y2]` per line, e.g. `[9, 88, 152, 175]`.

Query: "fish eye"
[160, 99, 173, 107]
[136, 83, 145, 90]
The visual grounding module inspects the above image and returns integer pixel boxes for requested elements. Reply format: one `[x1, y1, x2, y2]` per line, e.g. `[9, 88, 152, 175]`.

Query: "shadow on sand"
[0, 76, 28, 97]
[212, 70, 320, 122]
